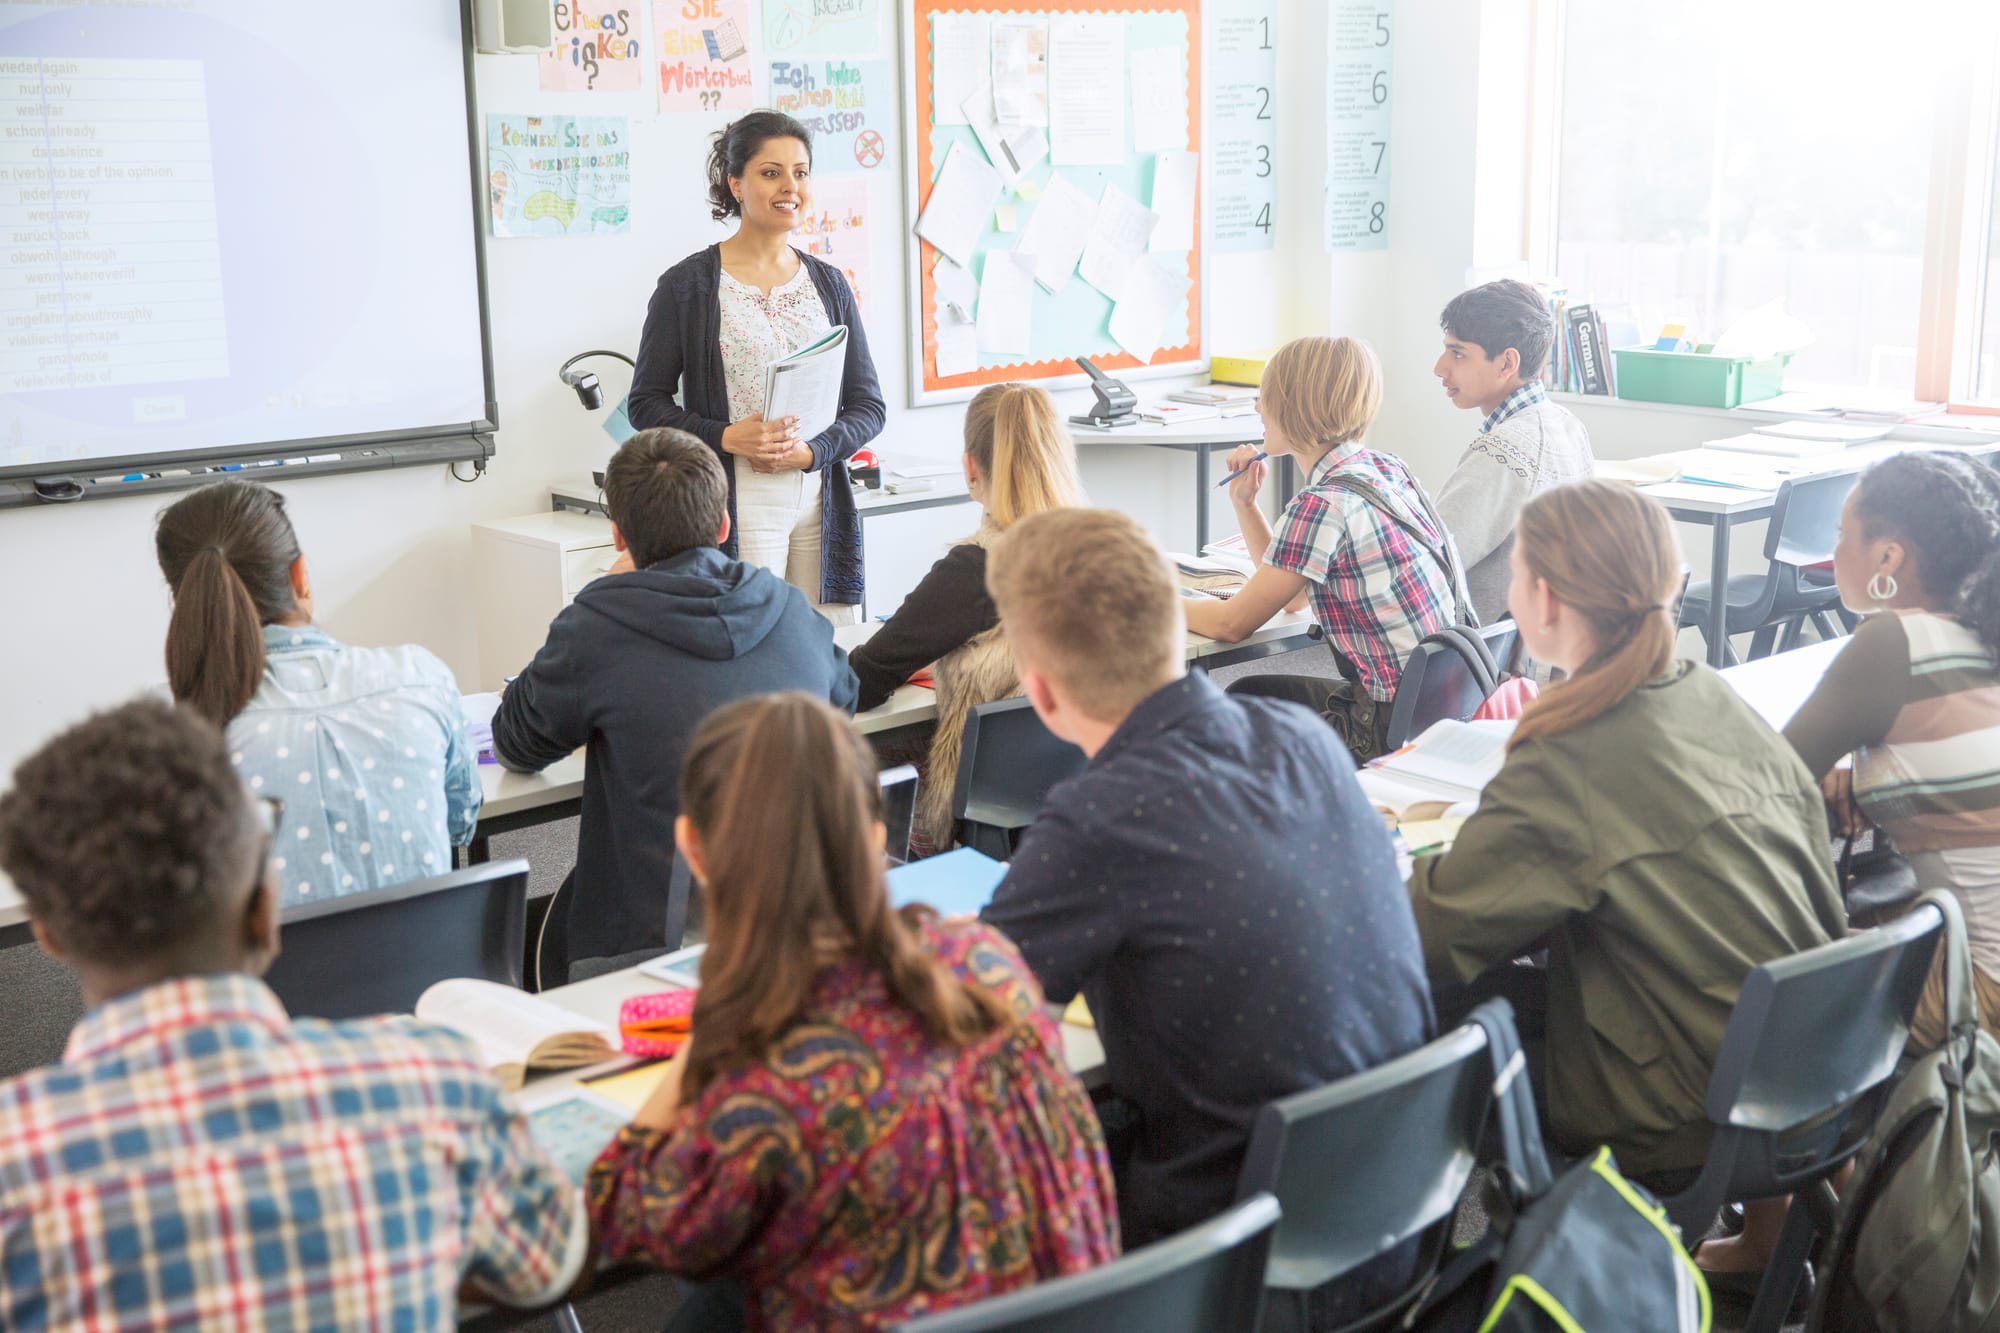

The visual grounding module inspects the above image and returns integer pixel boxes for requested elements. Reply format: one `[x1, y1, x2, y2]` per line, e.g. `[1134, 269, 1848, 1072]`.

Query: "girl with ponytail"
[154, 481, 479, 903]
[1784, 450, 2000, 1050]
[1409, 480, 1845, 1193]
[585, 693, 1117, 1329]
[848, 382, 1083, 849]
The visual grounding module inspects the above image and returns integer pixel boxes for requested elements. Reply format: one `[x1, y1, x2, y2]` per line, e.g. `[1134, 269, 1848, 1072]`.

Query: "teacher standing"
[628, 111, 885, 622]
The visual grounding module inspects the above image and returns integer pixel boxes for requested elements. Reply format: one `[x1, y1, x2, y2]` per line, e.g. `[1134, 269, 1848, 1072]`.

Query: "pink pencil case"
[617, 989, 697, 1059]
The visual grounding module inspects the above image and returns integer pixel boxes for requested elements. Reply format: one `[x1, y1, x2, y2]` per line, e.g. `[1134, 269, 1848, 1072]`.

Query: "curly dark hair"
[705, 111, 812, 222]
[0, 698, 258, 966]
[1850, 451, 2000, 658]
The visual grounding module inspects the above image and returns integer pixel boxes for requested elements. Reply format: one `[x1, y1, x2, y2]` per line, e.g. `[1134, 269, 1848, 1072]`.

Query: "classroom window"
[1543, 0, 2000, 406]
[1977, 94, 2000, 400]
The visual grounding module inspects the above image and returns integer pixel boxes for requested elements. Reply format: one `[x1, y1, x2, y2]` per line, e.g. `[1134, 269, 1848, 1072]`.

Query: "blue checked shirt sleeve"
[456, 1078, 588, 1306]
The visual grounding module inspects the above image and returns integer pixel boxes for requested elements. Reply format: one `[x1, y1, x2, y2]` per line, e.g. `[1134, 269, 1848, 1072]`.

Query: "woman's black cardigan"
[626, 244, 886, 605]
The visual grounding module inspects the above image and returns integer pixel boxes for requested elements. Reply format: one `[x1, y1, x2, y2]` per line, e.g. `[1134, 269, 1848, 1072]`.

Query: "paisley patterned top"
[586, 919, 1119, 1331]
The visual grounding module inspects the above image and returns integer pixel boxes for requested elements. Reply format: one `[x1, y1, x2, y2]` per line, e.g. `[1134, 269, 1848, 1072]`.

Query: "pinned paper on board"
[995, 202, 1018, 233]
[1049, 14, 1126, 165]
[935, 254, 978, 320]
[935, 302, 980, 377]
[976, 251, 1036, 355]
[931, 12, 991, 127]
[991, 18, 1050, 126]
[964, 82, 1049, 190]
[764, 0, 883, 56]
[487, 115, 632, 237]
[1149, 149, 1198, 252]
[1128, 46, 1185, 153]
[915, 141, 1004, 268]
[1109, 258, 1191, 362]
[1077, 182, 1158, 301]
[1013, 170, 1096, 293]
[541, 2, 644, 91]
[655, 0, 755, 114]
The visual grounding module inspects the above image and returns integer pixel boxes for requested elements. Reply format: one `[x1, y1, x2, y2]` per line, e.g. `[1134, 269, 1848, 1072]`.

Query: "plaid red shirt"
[1264, 445, 1463, 701]
[0, 974, 586, 1331]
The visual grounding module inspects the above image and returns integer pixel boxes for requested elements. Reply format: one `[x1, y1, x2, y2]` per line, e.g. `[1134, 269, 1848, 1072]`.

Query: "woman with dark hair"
[586, 693, 1118, 1331]
[1409, 481, 1843, 1190]
[1782, 451, 2000, 1047]
[627, 111, 885, 623]
[154, 480, 479, 903]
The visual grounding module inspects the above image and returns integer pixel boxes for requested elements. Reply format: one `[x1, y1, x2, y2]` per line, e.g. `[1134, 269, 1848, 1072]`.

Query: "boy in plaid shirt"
[0, 699, 588, 1331]
[1185, 336, 1471, 761]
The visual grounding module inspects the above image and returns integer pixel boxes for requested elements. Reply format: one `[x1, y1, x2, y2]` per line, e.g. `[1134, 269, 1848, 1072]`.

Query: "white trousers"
[733, 465, 858, 625]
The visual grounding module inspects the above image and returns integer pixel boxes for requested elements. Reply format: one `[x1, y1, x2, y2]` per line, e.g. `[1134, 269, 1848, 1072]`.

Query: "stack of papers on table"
[1139, 402, 1218, 424]
[1169, 384, 1260, 406]
[1751, 420, 1890, 446]
[1357, 719, 1513, 819]
[1672, 448, 1822, 491]
[1705, 431, 1851, 459]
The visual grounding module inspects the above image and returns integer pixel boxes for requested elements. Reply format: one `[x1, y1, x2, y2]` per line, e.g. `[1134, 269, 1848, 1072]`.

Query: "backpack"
[1809, 889, 2000, 1332]
[1410, 1003, 1709, 1332]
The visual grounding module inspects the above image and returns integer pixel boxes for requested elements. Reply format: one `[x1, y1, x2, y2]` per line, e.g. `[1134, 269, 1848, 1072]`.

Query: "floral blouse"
[586, 920, 1119, 1331]
[718, 263, 832, 426]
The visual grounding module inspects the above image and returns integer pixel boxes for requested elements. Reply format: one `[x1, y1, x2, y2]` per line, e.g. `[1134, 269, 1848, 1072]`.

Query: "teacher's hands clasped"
[723, 412, 812, 473]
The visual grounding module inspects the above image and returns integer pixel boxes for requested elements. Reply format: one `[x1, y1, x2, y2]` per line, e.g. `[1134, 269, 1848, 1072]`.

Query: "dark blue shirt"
[982, 672, 1433, 1246]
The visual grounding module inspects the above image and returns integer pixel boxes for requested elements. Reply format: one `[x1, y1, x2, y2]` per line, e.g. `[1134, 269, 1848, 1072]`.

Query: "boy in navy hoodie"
[495, 428, 859, 978]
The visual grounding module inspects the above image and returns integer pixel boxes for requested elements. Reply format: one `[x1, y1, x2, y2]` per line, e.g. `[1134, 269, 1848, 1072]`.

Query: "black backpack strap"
[1436, 624, 1499, 697]
[1319, 472, 1478, 629]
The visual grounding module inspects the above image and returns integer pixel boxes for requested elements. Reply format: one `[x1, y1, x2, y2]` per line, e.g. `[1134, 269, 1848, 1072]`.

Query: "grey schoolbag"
[1810, 889, 2000, 1331]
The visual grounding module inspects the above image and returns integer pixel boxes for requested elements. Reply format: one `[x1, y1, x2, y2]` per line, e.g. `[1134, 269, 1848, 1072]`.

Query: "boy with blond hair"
[981, 508, 1432, 1314]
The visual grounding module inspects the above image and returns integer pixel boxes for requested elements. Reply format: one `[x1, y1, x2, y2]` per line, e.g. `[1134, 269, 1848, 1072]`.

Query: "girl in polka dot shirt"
[155, 481, 480, 903]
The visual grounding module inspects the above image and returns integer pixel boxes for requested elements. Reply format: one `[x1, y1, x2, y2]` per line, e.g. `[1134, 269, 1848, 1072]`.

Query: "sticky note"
[995, 202, 1018, 233]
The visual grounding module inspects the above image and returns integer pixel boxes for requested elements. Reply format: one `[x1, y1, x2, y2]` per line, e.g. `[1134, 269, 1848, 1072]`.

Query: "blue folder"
[886, 847, 1008, 918]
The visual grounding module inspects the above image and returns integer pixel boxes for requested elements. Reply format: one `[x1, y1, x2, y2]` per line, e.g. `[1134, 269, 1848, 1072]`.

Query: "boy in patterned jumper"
[1433, 279, 1595, 623]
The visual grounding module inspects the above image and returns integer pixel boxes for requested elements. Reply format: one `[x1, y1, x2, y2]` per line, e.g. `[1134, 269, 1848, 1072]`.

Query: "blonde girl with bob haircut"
[1185, 335, 1472, 761]
[585, 693, 1118, 1329]
[849, 382, 1084, 848]
[1408, 480, 1844, 1194]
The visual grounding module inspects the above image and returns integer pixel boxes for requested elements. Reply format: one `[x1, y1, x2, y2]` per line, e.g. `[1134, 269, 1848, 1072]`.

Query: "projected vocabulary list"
[2, 56, 230, 396]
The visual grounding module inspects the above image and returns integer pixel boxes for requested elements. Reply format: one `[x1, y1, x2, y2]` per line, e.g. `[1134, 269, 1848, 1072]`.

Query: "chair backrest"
[880, 763, 919, 865]
[264, 858, 530, 1020]
[1382, 620, 1517, 750]
[1665, 900, 1941, 1230]
[1764, 467, 1863, 568]
[890, 1193, 1280, 1333]
[1235, 1018, 1494, 1307]
[950, 697, 1086, 852]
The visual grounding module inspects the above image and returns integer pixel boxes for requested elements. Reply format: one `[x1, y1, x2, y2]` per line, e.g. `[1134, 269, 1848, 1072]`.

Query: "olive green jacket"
[1410, 662, 1846, 1178]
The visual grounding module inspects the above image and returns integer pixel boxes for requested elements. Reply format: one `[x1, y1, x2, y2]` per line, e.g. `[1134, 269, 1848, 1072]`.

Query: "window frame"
[1528, 0, 2000, 412]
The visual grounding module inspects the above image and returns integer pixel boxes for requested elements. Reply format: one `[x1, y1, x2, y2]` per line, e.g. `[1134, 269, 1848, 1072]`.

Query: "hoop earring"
[1867, 570, 1898, 605]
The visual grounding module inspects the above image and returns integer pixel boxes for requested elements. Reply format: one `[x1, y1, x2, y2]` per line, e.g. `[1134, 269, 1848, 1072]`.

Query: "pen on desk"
[1214, 451, 1270, 488]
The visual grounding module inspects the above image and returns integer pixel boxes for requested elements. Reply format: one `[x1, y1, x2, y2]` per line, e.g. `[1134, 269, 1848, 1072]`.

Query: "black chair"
[889, 1193, 1281, 1332]
[1381, 620, 1520, 750]
[949, 697, 1086, 859]
[1657, 894, 1946, 1333]
[880, 763, 920, 864]
[1234, 1004, 1503, 1331]
[1680, 468, 1860, 664]
[264, 858, 530, 1020]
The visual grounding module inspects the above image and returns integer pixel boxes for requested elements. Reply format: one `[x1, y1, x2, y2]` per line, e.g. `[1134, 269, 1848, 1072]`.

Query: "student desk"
[1068, 415, 1292, 551]
[1718, 635, 1845, 731]
[465, 612, 1321, 862]
[549, 473, 979, 523]
[1634, 437, 1996, 668]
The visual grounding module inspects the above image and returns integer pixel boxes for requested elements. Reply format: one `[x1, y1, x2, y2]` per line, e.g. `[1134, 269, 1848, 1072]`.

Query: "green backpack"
[1810, 890, 2000, 1332]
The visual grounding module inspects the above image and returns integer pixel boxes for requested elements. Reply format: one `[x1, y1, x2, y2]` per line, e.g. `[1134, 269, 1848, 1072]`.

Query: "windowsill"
[1549, 391, 2000, 444]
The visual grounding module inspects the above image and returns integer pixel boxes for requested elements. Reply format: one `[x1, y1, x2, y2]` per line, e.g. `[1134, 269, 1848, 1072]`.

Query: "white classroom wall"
[0, 0, 1312, 773]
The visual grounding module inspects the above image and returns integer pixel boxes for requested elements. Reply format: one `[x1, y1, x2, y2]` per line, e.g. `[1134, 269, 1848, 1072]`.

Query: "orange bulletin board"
[901, 0, 1205, 404]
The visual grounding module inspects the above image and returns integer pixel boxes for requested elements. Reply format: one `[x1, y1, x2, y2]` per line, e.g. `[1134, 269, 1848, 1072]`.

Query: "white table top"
[1637, 438, 1993, 517]
[1716, 635, 1845, 731]
[476, 611, 1319, 826]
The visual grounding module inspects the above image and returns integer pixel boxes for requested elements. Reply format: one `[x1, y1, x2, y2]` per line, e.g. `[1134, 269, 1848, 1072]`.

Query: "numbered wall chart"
[1324, 0, 1391, 252]
[1210, 0, 1275, 253]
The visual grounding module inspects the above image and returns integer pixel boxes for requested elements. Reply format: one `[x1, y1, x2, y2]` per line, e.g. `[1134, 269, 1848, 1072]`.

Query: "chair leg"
[553, 1301, 586, 1333]
[1810, 609, 1844, 641]
[1742, 1194, 1817, 1333]
[1778, 617, 1807, 654]
[1748, 624, 1780, 660]
[1719, 637, 1742, 667]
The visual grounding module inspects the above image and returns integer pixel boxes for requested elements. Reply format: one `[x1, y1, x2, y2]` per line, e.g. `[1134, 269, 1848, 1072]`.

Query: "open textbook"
[414, 978, 618, 1091]
[764, 325, 849, 441]
[1356, 718, 1513, 821]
